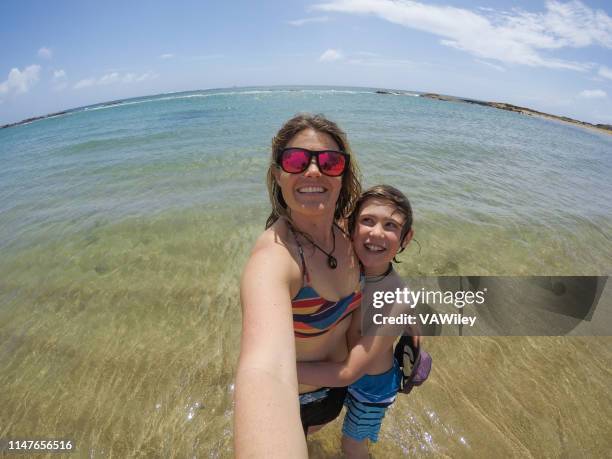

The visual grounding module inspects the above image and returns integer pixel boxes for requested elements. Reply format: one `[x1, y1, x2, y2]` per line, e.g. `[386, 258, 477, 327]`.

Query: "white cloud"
[74, 78, 95, 89]
[318, 49, 416, 66]
[579, 89, 607, 98]
[347, 56, 415, 67]
[313, 0, 612, 71]
[52, 69, 67, 91]
[288, 16, 330, 26]
[0, 65, 41, 95]
[98, 72, 120, 85]
[121, 72, 156, 83]
[159, 53, 174, 59]
[38, 47, 53, 59]
[122, 73, 137, 83]
[74, 71, 156, 89]
[475, 59, 506, 72]
[319, 49, 343, 62]
[136, 72, 155, 82]
[599, 65, 612, 80]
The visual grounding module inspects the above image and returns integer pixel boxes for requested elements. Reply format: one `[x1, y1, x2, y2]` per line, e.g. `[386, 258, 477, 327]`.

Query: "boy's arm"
[297, 333, 397, 387]
[297, 280, 423, 387]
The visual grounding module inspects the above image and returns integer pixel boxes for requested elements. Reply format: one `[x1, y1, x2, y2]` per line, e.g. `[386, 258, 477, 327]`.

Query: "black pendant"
[328, 256, 337, 269]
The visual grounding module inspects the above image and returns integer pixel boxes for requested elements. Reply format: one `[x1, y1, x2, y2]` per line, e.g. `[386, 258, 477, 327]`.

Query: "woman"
[234, 114, 362, 457]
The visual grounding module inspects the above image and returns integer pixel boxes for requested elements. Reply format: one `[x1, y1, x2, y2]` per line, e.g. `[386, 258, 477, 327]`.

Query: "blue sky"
[1, 0, 611, 125]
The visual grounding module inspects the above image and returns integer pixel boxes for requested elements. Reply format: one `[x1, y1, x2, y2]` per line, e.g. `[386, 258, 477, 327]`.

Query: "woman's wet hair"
[265, 113, 362, 228]
[348, 185, 413, 259]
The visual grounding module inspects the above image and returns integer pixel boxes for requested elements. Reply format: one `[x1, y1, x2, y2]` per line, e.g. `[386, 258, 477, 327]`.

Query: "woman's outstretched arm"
[234, 242, 307, 458]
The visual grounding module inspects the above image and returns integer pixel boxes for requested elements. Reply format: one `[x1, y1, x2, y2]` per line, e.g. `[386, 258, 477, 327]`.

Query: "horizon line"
[1, 84, 608, 131]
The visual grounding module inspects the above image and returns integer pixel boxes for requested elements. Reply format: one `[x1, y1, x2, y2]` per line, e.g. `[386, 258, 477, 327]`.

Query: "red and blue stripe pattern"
[292, 285, 362, 338]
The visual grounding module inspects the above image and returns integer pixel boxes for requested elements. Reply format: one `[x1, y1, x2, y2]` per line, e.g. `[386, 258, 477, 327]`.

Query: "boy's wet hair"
[348, 184, 413, 258]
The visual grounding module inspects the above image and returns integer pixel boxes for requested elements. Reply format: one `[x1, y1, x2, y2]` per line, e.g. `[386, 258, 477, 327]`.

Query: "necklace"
[287, 221, 337, 269]
[304, 228, 337, 269]
[365, 263, 393, 283]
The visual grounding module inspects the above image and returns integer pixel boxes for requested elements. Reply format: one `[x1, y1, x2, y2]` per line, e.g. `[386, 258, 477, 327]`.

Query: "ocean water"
[1, 86, 611, 457]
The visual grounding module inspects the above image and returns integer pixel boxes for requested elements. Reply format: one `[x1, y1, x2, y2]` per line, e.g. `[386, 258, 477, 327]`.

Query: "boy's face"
[352, 198, 407, 273]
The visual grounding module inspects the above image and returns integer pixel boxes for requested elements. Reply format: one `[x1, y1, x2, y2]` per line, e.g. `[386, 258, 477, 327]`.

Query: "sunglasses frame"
[277, 147, 350, 177]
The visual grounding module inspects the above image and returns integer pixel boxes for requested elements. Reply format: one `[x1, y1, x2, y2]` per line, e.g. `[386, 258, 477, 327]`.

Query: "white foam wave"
[77, 88, 380, 113]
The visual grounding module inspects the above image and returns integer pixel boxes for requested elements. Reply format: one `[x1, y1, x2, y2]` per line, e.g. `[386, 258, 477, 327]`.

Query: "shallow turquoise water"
[1, 87, 610, 272]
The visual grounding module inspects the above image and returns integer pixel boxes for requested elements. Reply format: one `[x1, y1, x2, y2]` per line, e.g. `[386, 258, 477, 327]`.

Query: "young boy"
[297, 185, 420, 458]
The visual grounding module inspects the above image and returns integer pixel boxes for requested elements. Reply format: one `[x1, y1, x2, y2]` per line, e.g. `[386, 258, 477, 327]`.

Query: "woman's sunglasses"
[277, 148, 349, 177]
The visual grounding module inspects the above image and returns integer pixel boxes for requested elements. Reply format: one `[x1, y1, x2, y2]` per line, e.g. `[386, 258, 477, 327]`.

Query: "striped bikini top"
[290, 228, 363, 339]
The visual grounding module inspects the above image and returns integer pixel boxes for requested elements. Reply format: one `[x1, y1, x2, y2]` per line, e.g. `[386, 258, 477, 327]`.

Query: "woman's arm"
[234, 243, 307, 458]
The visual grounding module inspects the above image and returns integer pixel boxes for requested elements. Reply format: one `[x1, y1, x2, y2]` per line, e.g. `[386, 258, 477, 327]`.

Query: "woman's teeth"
[364, 243, 385, 252]
[298, 186, 326, 193]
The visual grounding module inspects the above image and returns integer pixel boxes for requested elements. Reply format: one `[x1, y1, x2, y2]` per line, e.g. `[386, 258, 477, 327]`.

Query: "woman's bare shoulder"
[244, 220, 300, 287]
[251, 219, 292, 256]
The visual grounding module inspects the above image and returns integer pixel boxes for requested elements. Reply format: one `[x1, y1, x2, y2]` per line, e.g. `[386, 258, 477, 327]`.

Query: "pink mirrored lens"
[318, 151, 346, 176]
[282, 149, 310, 173]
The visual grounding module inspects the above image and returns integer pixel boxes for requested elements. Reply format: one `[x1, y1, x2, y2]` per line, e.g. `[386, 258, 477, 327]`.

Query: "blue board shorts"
[342, 359, 402, 442]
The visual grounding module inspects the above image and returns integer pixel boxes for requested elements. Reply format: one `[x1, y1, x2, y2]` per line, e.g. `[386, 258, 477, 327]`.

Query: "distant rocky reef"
[1, 110, 70, 129]
[1, 98, 128, 129]
[419, 93, 612, 134]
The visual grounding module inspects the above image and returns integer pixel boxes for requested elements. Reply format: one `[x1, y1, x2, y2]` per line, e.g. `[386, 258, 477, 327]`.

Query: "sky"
[1, 0, 611, 125]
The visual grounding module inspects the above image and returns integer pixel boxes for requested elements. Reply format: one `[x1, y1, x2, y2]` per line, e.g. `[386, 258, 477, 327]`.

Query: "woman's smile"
[297, 185, 327, 194]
